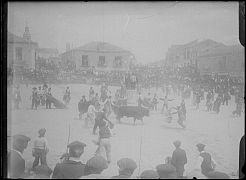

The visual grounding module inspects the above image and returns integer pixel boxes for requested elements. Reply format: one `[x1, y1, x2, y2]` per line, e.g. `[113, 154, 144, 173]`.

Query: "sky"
[8, 1, 240, 64]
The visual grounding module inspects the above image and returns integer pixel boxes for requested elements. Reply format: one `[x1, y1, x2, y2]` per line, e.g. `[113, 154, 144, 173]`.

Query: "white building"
[8, 25, 38, 70]
[61, 41, 135, 72]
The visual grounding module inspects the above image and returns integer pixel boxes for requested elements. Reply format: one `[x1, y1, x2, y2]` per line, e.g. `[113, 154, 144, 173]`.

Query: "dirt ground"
[7, 83, 244, 178]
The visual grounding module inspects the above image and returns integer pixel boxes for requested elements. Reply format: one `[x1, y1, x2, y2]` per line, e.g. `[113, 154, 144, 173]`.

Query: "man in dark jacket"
[93, 108, 111, 135]
[195, 143, 229, 179]
[8, 134, 31, 178]
[171, 140, 187, 178]
[52, 141, 86, 179]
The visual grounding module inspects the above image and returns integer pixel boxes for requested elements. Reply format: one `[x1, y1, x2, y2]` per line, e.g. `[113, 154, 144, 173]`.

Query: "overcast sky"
[8, 1, 240, 64]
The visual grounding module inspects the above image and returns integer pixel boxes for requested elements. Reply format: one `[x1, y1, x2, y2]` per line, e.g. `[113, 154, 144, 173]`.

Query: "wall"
[197, 51, 245, 76]
[61, 50, 131, 71]
[8, 42, 38, 69]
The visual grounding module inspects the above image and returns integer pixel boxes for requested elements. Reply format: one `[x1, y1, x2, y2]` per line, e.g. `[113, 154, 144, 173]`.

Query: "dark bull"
[112, 103, 149, 124]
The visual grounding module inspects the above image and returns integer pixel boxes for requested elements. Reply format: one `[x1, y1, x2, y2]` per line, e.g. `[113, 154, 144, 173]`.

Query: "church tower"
[23, 23, 31, 41]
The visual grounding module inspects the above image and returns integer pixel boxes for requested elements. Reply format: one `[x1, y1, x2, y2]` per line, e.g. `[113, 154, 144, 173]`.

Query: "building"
[60, 41, 135, 72]
[165, 39, 225, 67]
[36, 48, 59, 59]
[196, 44, 245, 76]
[8, 25, 38, 70]
[36, 48, 60, 65]
[164, 39, 244, 77]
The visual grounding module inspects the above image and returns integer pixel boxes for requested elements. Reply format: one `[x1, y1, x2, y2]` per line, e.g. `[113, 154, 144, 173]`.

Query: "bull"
[111, 103, 149, 124]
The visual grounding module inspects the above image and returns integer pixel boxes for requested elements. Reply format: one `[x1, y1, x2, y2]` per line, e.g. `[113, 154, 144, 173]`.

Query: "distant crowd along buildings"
[8, 25, 244, 77]
[164, 39, 245, 77]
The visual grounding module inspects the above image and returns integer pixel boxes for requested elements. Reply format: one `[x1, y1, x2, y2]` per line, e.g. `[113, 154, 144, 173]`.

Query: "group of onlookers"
[8, 129, 232, 179]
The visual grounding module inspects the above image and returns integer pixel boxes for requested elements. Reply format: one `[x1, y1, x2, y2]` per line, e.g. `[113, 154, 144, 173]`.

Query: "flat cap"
[13, 134, 31, 142]
[38, 128, 46, 135]
[156, 164, 176, 173]
[173, 140, 181, 147]
[67, 141, 86, 149]
[86, 155, 108, 171]
[196, 143, 205, 150]
[33, 165, 52, 176]
[140, 170, 159, 179]
[117, 158, 137, 170]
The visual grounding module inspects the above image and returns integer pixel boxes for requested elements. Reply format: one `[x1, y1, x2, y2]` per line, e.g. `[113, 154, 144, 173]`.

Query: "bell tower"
[23, 22, 31, 41]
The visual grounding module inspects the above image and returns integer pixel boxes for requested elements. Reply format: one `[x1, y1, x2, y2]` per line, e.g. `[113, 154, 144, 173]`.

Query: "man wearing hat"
[171, 140, 187, 178]
[31, 87, 38, 110]
[52, 141, 86, 179]
[156, 156, 177, 179]
[78, 95, 87, 120]
[13, 85, 21, 109]
[8, 134, 31, 178]
[140, 170, 159, 179]
[32, 128, 49, 169]
[111, 158, 137, 179]
[195, 143, 230, 179]
[81, 155, 108, 179]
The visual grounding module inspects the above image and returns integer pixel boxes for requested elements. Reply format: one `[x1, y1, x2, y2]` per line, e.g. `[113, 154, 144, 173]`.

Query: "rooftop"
[37, 48, 59, 54]
[8, 32, 37, 45]
[65, 41, 131, 54]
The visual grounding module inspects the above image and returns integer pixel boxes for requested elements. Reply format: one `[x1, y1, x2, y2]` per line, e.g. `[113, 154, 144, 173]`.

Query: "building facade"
[165, 39, 244, 77]
[165, 39, 225, 67]
[36, 48, 59, 59]
[196, 45, 245, 76]
[60, 41, 135, 72]
[7, 25, 38, 70]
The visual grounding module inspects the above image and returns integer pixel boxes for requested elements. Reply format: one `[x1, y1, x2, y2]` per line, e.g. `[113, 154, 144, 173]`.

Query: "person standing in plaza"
[93, 108, 112, 135]
[13, 85, 22, 109]
[31, 87, 39, 110]
[45, 87, 52, 109]
[32, 128, 49, 169]
[94, 119, 112, 164]
[171, 140, 187, 178]
[161, 95, 169, 114]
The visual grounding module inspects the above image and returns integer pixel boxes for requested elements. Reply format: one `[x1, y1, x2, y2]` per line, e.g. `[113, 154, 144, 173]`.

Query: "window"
[98, 56, 106, 67]
[114, 56, 122, 67]
[82, 55, 88, 67]
[16, 47, 22, 61]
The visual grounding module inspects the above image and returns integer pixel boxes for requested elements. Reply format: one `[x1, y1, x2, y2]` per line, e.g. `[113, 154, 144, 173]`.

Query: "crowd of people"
[8, 130, 232, 179]
[9, 61, 244, 179]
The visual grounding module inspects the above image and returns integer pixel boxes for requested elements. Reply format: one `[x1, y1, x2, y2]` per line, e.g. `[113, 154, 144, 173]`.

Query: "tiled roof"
[74, 41, 130, 53]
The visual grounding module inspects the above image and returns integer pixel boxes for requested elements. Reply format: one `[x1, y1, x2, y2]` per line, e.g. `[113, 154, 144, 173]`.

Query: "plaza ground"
[7, 83, 244, 178]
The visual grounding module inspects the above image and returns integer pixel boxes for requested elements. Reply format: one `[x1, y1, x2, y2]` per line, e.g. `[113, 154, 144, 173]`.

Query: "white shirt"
[88, 105, 96, 114]
[33, 137, 48, 150]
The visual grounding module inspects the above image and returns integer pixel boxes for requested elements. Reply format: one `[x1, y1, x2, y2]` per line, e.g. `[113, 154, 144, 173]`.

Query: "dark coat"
[52, 160, 86, 179]
[171, 148, 187, 176]
[8, 150, 25, 179]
